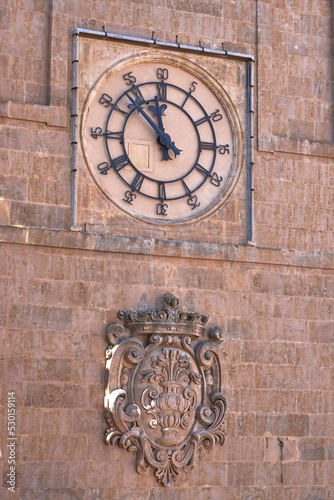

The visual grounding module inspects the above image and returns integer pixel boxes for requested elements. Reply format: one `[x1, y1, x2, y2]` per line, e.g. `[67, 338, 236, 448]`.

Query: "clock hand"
[148, 96, 173, 161]
[126, 92, 182, 159]
[153, 96, 166, 132]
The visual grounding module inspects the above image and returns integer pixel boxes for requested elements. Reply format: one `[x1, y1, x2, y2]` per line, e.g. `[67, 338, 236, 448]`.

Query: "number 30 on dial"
[81, 53, 244, 224]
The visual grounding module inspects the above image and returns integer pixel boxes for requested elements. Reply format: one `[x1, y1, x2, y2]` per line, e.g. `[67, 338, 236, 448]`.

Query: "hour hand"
[148, 97, 167, 131]
[158, 136, 173, 161]
[150, 97, 171, 161]
[149, 97, 182, 161]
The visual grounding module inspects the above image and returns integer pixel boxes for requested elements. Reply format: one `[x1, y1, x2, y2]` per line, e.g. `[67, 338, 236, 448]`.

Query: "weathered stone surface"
[1, 0, 333, 498]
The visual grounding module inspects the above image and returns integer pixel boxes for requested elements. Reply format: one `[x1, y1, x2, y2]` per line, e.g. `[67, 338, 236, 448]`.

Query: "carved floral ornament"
[104, 294, 227, 486]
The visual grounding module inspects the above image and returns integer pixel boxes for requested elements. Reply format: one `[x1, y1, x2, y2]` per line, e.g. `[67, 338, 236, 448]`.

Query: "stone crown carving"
[117, 293, 209, 337]
[104, 294, 227, 486]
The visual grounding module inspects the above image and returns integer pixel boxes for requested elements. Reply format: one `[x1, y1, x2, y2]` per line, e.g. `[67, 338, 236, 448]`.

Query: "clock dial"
[81, 53, 244, 224]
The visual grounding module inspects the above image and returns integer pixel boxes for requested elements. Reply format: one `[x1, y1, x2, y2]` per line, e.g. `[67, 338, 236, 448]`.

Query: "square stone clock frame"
[71, 29, 254, 244]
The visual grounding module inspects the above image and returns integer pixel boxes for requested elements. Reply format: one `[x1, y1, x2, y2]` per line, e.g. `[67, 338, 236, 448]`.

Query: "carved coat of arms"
[104, 294, 227, 486]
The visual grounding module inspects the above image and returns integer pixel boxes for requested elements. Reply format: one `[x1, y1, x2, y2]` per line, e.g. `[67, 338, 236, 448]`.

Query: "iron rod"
[71, 32, 79, 229]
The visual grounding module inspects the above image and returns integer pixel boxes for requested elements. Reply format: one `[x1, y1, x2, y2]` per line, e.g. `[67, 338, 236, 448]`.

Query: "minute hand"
[126, 93, 181, 157]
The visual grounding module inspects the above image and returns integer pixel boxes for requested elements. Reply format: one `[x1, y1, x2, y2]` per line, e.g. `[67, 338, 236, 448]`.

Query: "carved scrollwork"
[209, 326, 227, 344]
[106, 322, 127, 346]
[141, 386, 160, 428]
[104, 294, 227, 486]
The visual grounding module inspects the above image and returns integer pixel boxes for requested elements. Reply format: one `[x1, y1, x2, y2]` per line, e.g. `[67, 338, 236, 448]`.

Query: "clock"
[81, 53, 244, 224]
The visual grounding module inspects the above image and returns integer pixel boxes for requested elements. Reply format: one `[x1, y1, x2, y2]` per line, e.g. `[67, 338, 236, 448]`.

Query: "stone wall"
[1, 1, 333, 499]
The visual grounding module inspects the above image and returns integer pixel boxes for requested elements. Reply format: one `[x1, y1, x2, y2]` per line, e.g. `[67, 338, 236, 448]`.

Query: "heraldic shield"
[104, 294, 227, 486]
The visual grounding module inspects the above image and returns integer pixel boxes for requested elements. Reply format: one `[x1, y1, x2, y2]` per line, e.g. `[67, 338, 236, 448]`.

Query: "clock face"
[81, 53, 244, 224]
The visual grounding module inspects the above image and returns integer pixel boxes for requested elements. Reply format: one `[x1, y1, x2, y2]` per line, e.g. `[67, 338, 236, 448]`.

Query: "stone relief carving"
[104, 293, 227, 486]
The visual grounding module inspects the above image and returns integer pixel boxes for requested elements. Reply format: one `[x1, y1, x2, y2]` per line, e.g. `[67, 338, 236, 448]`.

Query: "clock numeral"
[189, 81, 198, 93]
[194, 115, 210, 127]
[91, 128, 123, 141]
[127, 85, 145, 107]
[181, 81, 198, 109]
[218, 144, 230, 155]
[99, 93, 113, 107]
[210, 172, 223, 187]
[182, 179, 192, 197]
[195, 163, 223, 187]
[111, 154, 129, 172]
[188, 195, 200, 210]
[194, 163, 211, 178]
[156, 81, 167, 101]
[157, 68, 169, 80]
[211, 110, 223, 122]
[91, 127, 103, 139]
[200, 141, 216, 151]
[158, 182, 167, 201]
[194, 109, 223, 127]
[97, 162, 111, 175]
[114, 103, 130, 118]
[200, 142, 229, 154]
[156, 67, 168, 101]
[105, 130, 124, 141]
[130, 172, 145, 192]
[123, 191, 137, 205]
[182, 180, 200, 210]
[123, 71, 137, 85]
[157, 203, 168, 216]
